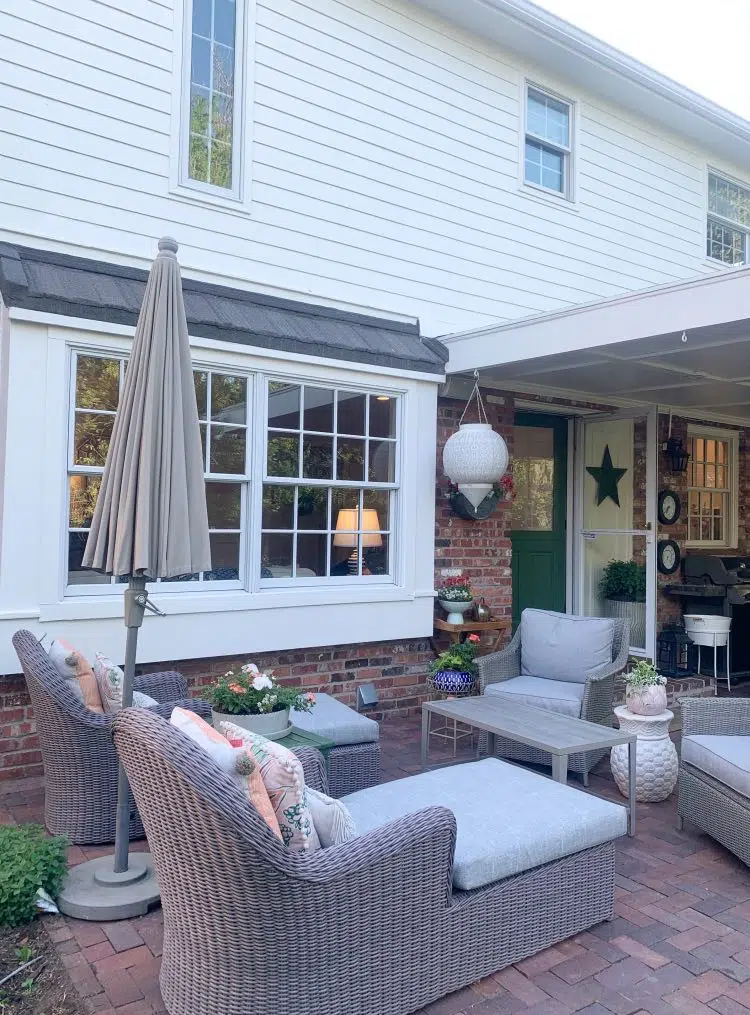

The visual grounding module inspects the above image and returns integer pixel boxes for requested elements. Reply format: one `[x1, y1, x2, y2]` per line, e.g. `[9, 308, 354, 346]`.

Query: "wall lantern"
[442, 372, 509, 513]
[662, 412, 690, 474]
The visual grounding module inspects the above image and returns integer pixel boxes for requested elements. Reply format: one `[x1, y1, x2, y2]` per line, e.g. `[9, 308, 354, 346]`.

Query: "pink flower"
[467, 634, 480, 643]
[306, 692, 316, 702]
[228, 682, 244, 694]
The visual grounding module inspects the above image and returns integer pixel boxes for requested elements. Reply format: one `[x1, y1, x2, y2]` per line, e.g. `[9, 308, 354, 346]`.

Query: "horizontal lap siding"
[0, 0, 723, 335]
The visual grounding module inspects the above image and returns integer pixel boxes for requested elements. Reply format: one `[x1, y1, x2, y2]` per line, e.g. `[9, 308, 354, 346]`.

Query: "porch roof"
[442, 267, 750, 422]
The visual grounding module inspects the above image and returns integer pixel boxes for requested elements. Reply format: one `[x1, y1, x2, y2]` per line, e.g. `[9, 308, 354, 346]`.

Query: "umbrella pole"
[113, 576, 147, 873]
[56, 575, 160, 920]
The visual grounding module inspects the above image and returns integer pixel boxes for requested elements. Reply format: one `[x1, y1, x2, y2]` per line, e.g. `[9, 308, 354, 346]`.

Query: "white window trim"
[169, 0, 255, 209]
[520, 79, 576, 203]
[64, 348, 407, 599]
[685, 423, 739, 549]
[706, 167, 750, 266]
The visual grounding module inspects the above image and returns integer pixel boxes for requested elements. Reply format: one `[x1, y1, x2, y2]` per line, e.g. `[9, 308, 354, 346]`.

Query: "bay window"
[66, 354, 400, 594]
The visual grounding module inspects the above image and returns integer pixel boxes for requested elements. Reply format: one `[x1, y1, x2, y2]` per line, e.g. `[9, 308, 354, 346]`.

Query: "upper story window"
[524, 85, 572, 199]
[67, 355, 400, 592]
[262, 383, 397, 582]
[707, 172, 750, 264]
[184, 0, 242, 196]
[686, 427, 738, 547]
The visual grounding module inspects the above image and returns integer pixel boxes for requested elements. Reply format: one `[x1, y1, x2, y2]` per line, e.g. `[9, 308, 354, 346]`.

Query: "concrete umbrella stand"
[57, 238, 211, 921]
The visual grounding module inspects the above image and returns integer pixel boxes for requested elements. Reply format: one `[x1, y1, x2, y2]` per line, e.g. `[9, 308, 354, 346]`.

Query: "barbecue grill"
[665, 554, 750, 681]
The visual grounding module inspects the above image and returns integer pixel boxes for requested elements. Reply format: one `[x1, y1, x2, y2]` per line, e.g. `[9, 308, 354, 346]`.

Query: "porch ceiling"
[442, 268, 750, 420]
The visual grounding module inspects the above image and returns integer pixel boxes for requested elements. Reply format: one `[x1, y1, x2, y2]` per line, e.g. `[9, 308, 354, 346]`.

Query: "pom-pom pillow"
[48, 639, 104, 713]
[220, 721, 319, 852]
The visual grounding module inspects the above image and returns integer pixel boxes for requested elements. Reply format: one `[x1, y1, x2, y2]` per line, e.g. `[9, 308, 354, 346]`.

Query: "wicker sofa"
[476, 610, 630, 784]
[12, 629, 211, 844]
[113, 707, 627, 1015]
[677, 697, 750, 866]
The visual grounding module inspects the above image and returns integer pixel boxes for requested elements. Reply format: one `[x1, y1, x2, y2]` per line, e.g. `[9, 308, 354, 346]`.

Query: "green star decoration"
[586, 445, 628, 507]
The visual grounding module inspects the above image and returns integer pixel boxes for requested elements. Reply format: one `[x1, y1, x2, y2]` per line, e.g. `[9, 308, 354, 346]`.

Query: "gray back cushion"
[520, 609, 615, 683]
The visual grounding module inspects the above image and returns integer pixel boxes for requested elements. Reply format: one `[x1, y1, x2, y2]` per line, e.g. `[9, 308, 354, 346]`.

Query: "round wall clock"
[657, 539, 681, 575]
[658, 489, 681, 526]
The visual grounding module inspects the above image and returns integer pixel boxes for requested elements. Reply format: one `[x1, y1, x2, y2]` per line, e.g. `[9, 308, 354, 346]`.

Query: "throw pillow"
[48, 639, 104, 713]
[133, 691, 158, 708]
[170, 709, 281, 840]
[306, 787, 356, 848]
[93, 653, 125, 713]
[220, 721, 320, 852]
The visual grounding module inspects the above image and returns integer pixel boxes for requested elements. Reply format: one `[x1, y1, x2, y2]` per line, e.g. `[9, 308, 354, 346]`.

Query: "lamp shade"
[442, 422, 509, 509]
[334, 508, 382, 547]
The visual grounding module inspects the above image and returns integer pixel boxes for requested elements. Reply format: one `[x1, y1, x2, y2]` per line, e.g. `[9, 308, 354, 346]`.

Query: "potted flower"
[429, 634, 480, 695]
[599, 560, 647, 647]
[626, 660, 667, 716]
[437, 573, 474, 625]
[204, 663, 316, 739]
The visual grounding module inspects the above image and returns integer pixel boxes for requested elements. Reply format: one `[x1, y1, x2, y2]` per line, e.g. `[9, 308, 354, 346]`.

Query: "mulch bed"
[0, 921, 83, 1015]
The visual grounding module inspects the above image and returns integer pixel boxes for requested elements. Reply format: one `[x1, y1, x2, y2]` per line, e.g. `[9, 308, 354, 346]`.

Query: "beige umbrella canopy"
[67, 237, 210, 911]
[83, 236, 210, 579]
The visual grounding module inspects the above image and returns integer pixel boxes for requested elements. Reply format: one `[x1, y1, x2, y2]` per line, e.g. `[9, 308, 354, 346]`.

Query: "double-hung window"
[183, 0, 243, 196]
[67, 354, 400, 592]
[68, 353, 249, 589]
[524, 85, 572, 199]
[686, 427, 738, 547]
[262, 382, 397, 582]
[707, 171, 750, 264]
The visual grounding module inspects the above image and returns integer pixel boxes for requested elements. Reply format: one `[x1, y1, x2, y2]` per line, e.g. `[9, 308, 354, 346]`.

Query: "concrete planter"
[212, 707, 290, 740]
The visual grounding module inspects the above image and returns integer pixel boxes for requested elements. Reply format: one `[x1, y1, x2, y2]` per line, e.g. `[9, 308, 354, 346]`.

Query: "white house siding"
[0, 0, 743, 337]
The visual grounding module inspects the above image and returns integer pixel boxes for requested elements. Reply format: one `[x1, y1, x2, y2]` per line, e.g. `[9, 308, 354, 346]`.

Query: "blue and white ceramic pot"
[432, 670, 475, 695]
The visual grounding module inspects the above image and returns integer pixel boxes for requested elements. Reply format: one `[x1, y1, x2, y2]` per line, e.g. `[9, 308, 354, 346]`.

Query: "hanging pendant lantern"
[443, 373, 509, 510]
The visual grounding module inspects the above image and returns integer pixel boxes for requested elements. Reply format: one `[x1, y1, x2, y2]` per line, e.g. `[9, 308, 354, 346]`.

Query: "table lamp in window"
[334, 508, 382, 574]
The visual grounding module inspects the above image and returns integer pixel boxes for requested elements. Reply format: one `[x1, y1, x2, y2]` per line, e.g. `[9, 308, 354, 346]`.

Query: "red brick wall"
[0, 390, 518, 781]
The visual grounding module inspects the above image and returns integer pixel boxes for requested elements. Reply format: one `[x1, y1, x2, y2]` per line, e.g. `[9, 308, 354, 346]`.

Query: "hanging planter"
[443, 374, 509, 514]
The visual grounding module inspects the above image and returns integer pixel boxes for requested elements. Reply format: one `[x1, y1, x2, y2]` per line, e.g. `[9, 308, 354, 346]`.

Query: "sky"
[534, 0, 750, 122]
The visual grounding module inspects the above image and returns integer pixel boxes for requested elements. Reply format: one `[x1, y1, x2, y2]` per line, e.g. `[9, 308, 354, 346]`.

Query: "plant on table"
[0, 824, 69, 926]
[436, 573, 474, 625]
[205, 663, 316, 716]
[625, 659, 667, 716]
[429, 633, 480, 695]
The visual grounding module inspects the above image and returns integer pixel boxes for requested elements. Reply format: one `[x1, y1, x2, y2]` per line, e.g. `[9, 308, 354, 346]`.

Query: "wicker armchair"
[112, 707, 617, 1015]
[12, 629, 211, 844]
[476, 615, 629, 784]
[677, 697, 750, 866]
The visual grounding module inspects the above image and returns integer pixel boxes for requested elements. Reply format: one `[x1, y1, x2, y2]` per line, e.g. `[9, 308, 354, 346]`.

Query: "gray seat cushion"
[682, 734, 750, 800]
[343, 758, 626, 890]
[520, 609, 615, 684]
[484, 675, 584, 718]
[291, 692, 379, 746]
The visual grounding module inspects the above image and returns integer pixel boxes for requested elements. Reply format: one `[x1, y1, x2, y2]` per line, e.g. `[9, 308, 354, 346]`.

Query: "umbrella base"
[57, 854, 160, 921]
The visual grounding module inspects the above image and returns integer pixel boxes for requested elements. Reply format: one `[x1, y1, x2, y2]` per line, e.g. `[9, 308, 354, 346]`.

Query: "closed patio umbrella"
[58, 237, 210, 920]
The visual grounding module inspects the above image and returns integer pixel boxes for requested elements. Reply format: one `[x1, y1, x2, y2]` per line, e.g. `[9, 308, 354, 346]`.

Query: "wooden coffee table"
[421, 696, 638, 834]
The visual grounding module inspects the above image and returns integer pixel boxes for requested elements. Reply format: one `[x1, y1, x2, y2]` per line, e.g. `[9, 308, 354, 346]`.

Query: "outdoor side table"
[431, 617, 511, 655]
[425, 673, 476, 756]
[611, 706, 678, 803]
[285, 727, 336, 760]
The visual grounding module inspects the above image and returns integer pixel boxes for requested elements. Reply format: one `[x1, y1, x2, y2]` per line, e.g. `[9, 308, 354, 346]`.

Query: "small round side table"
[610, 706, 678, 803]
[425, 674, 476, 756]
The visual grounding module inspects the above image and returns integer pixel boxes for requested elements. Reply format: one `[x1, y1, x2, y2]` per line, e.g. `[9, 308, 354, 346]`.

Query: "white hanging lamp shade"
[443, 375, 509, 510]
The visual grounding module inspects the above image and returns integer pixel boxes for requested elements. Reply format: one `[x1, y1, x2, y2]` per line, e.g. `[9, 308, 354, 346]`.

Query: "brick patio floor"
[3, 714, 750, 1015]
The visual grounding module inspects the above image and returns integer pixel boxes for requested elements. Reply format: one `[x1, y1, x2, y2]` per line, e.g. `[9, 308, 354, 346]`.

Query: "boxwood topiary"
[0, 824, 69, 926]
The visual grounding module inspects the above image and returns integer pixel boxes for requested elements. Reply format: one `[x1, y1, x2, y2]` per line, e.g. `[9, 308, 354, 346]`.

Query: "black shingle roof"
[0, 244, 447, 375]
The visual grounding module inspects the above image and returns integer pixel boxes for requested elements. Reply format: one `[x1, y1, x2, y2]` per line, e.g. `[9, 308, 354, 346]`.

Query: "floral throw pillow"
[220, 721, 320, 852]
[92, 653, 125, 713]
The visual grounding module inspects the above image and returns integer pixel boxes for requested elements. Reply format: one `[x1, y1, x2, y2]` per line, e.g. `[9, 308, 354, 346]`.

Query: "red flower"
[467, 634, 480, 643]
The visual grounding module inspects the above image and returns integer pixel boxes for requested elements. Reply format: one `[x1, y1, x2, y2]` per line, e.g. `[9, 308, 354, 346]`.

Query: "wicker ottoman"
[291, 693, 380, 796]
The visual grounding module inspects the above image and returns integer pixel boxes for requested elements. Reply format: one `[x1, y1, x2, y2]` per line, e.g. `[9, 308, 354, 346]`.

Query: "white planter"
[626, 684, 667, 716]
[684, 614, 731, 647]
[603, 599, 646, 649]
[442, 423, 509, 510]
[438, 599, 474, 625]
[212, 707, 290, 740]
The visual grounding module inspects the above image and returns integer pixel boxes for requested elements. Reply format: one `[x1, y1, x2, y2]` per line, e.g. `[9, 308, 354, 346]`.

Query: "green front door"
[511, 412, 568, 628]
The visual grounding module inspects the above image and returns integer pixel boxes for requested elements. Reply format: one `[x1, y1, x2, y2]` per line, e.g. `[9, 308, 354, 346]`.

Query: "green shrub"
[599, 560, 647, 603]
[0, 824, 68, 926]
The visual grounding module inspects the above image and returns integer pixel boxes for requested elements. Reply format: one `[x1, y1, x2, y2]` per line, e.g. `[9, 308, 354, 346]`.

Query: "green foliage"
[627, 660, 666, 689]
[0, 825, 68, 927]
[599, 559, 647, 603]
[429, 637, 480, 678]
[203, 663, 317, 716]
